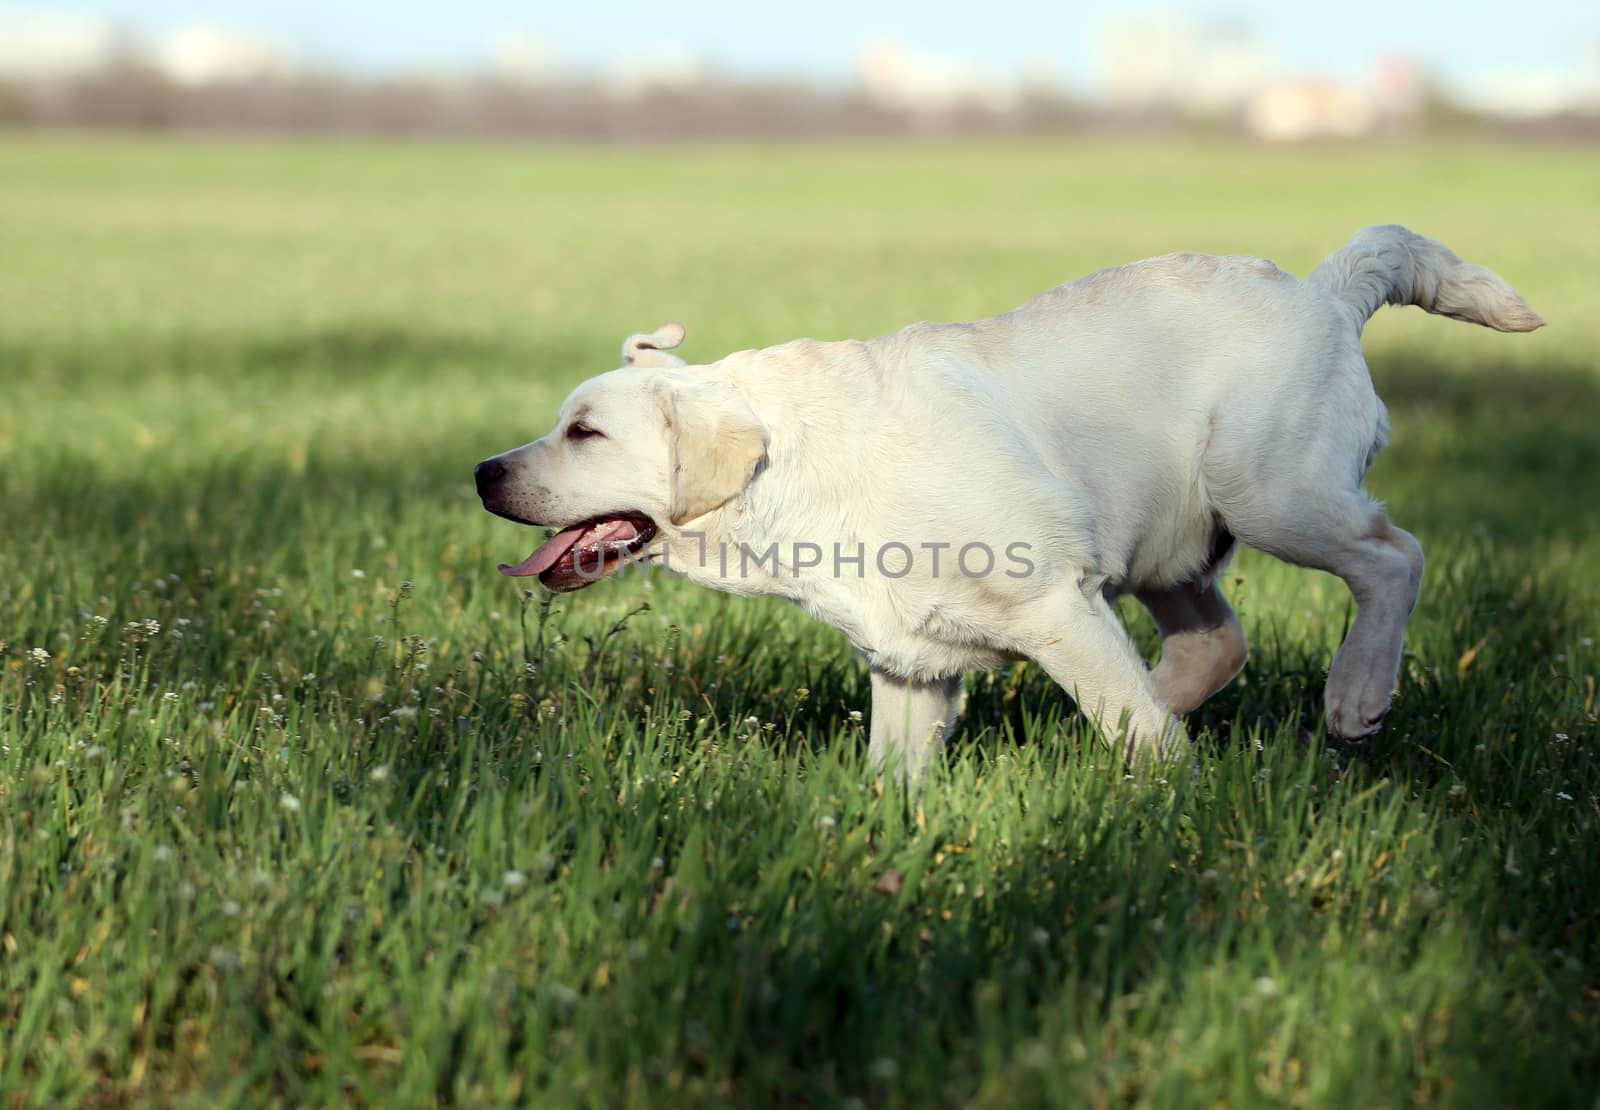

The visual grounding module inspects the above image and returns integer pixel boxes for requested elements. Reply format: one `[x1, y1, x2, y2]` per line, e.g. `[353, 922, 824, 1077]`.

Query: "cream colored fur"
[478, 226, 1542, 782]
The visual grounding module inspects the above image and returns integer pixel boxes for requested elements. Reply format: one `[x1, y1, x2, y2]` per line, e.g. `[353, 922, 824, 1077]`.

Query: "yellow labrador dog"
[476, 226, 1541, 780]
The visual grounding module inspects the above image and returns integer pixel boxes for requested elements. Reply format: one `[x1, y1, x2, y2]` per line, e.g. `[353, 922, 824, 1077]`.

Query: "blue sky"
[43, 0, 1600, 83]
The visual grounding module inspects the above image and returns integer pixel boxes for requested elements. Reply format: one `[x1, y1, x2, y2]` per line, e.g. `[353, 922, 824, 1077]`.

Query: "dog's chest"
[787, 573, 1016, 680]
[669, 514, 1024, 680]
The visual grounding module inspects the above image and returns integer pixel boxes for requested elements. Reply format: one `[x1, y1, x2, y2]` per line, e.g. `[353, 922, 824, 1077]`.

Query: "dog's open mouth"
[497, 511, 658, 592]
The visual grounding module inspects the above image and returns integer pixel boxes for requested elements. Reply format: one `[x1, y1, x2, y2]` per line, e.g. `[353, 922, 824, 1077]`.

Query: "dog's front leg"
[867, 667, 965, 786]
[1023, 584, 1187, 764]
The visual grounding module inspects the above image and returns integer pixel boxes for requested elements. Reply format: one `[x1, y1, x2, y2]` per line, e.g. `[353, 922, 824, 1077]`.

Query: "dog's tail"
[1309, 225, 1545, 335]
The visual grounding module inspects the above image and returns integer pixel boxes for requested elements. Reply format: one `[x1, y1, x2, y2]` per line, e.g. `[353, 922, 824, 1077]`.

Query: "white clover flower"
[28, 647, 50, 665]
[351, 569, 366, 579]
[502, 870, 528, 891]
[279, 793, 302, 814]
[367, 765, 390, 784]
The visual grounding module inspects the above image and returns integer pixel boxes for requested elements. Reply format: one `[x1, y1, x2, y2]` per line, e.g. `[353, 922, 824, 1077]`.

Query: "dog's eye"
[566, 422, 603, 442]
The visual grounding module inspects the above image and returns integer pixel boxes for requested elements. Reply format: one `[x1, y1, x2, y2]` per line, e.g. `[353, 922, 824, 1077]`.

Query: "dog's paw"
[1119, 713, 1189, 768]
[1323, 638, 1403, 740]
[1324, 672, 1393, 739]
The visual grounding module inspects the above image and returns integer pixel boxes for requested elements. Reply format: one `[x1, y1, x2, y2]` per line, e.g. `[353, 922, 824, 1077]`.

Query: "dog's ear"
[655, 379, 768, 526]
[623, 322, 687, 368]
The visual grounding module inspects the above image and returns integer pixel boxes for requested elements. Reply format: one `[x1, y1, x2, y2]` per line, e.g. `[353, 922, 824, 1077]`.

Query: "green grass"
[1, 133, 1597, 1107]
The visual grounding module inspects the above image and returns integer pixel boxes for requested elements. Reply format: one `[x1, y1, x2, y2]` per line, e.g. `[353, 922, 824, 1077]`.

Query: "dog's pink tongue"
[498, 524, 589, 577]
[497, 518, 641, 578]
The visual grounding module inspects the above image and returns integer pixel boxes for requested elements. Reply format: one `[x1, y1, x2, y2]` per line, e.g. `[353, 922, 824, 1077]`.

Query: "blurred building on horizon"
[1, 8, 1597, 140]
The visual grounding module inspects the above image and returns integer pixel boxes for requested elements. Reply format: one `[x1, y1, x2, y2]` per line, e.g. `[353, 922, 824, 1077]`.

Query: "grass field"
[1, 133, 1597, 1107]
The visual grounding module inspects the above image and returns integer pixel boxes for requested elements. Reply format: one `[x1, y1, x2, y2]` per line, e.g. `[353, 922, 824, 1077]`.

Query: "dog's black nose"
[474, 458, 506, 497]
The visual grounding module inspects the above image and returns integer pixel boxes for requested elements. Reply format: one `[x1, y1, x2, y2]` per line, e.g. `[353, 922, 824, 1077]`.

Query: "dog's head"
[475, 323, 768, 592]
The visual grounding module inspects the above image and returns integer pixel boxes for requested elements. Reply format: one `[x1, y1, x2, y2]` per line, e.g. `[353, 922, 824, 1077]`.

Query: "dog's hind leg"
[1135, 577, 1248, 713]
[868, 668, 965, 785]
[1218, 483, 1423, 739]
